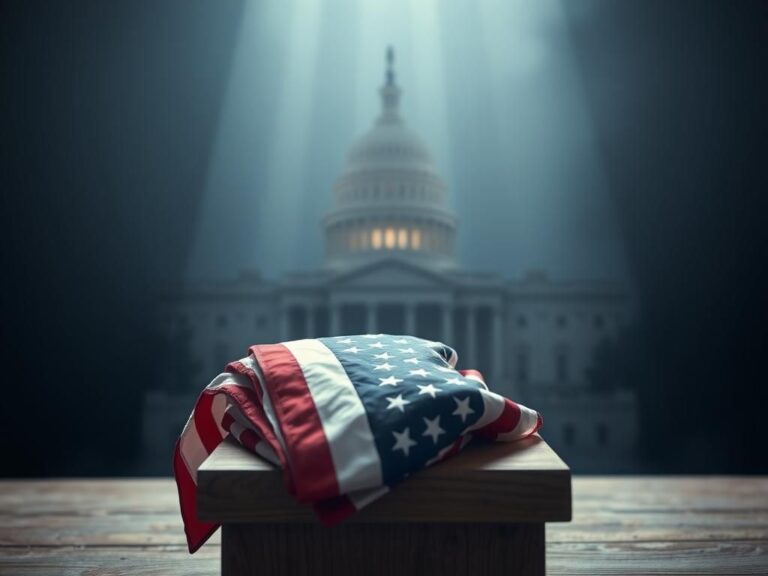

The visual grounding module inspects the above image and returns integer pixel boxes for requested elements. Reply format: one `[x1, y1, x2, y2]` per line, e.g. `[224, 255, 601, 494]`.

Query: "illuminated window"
[397, 228, 408, 249]
[384, 227, 396, 249]
[411, 228, 422, 250]
[371, 228, 382, 249]
[349, 229, 359, 250]
[360, 229, 369, 250]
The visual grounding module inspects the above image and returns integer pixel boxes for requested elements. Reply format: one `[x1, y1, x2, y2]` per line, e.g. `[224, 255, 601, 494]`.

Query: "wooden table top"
[1, 477, 766, 575]
[198, 435, 572, 524]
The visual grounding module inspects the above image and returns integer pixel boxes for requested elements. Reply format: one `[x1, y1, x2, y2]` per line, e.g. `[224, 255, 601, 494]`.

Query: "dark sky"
[1, 0, 766, 474]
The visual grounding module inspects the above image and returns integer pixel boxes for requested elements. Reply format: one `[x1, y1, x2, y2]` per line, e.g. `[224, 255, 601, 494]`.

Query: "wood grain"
[0, 546, 220, 576]
[3, 477, 763, 517]
[547, 540, 768, 575]
[223, 523, 544, 576]
[2, 541, 767, 576]
[1, 477, 767, 575]
[197, 435, 572, 524]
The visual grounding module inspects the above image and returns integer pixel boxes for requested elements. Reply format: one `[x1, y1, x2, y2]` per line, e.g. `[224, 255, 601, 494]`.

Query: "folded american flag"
[174, 334, 542, 553]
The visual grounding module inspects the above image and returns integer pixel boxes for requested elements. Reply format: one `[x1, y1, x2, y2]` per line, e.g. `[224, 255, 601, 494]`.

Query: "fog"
[187, 0, 629, 284]
[2, 0, 765, 476]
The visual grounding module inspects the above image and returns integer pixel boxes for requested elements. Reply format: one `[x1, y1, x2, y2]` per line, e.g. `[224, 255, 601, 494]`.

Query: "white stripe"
[497, 405, 539, 441]
[239, 354, 288, 455]
[463, 373, 488, 390]
[211, 394, 229, 438]
[448, 348, 458, 368]
[283, 339, 383, 494]
[208, 370, 252, 390]
[253, 438, 280, 464]
[464, 389, 505, 433]
[179, 416, 208, 484]
[208, 371, 253, 438]
[225, 404, 281, 466]
[229, 419, 246, 441]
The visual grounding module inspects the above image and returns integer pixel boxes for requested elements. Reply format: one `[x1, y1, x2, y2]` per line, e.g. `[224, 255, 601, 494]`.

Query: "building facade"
[143, 50, 638, 472]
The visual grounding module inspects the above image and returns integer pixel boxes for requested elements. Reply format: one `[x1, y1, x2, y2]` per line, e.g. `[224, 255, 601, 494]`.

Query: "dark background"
[1, 0, 766, 476]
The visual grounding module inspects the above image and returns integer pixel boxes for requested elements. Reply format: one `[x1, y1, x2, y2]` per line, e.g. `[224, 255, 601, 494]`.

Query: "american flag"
[174, 334, 542, 553]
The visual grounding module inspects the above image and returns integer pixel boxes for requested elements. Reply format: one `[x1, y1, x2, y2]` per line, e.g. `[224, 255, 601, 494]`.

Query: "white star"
[452, 396, 475, 423]
[362, 334, 382, 339]
[378, 375, 403, 387]
[444, 377, 465, 385]
[422, 415, 446, 444]
[337, 338, 354, 344]
[343, 346, 361, 354]
[374, 362, 394, 371]
[403, 357, 420, 364]
[374, 352, 394, 360]
[398, 347, 416, 354]
[369, 341, 385, 349]
[386, 394, 411, 413]
[408, 368, 430, 378]
[436, 366, 455, 373]
[392, 427, 417, 456]
[417, 383, 441, 398]
[393, 339, 409, 344]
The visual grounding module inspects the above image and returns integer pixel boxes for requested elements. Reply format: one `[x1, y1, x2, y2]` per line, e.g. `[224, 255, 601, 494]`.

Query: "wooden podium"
[198, 435, 571, 576]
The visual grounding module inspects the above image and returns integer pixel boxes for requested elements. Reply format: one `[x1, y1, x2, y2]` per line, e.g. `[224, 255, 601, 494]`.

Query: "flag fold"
[173, 334, 542, 553]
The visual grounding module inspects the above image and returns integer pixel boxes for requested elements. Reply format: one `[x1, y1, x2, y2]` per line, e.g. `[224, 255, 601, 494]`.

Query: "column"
[279, 306, 290, 341]
[330, 304, 341, 336]
[305, 306, 315, 339]
[466, 305, 477, 368]
[404, 303, 416, 335]
[492, 307, 503, 380]
[442, 304, 453, 345]
[366, 303, 378, 335]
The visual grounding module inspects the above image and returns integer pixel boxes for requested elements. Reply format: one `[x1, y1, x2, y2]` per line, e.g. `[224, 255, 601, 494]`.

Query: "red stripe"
[227, 360, 266, 403]
[192, 392, 222, 454]
[474, 398, 522, 440]
[250, 343, 339, 503]
[216, 383, 287, 468]
[221, 410, 235, 431]
[459, 369, 485, 382]
[532, 412, 544, 435]
[238, 427, 261, 453]
[173, 441, 218, 553]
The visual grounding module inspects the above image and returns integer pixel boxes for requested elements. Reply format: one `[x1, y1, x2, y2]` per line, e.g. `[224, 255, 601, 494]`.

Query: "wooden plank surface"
[222, 523, 545, 576]
[198, 435, 572, 524]
[1, 477, 767, 575]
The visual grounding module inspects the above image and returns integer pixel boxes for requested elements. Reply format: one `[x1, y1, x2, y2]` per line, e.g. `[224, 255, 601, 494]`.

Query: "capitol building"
[143, 49, 638, 472]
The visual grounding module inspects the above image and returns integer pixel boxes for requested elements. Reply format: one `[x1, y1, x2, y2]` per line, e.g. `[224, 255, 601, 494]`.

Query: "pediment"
[330, 258, 452, 289]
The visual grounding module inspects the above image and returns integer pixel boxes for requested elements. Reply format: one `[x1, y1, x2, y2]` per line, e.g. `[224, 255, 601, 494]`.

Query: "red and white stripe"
[175, 341, 542, 554]
[251, 340, 384, 502]
[174, 366, 285, 553]
[461, 370, 542, 441]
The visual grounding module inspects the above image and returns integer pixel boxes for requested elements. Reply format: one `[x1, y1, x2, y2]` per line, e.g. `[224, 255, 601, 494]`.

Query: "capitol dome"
[324, 48, 457, 270]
